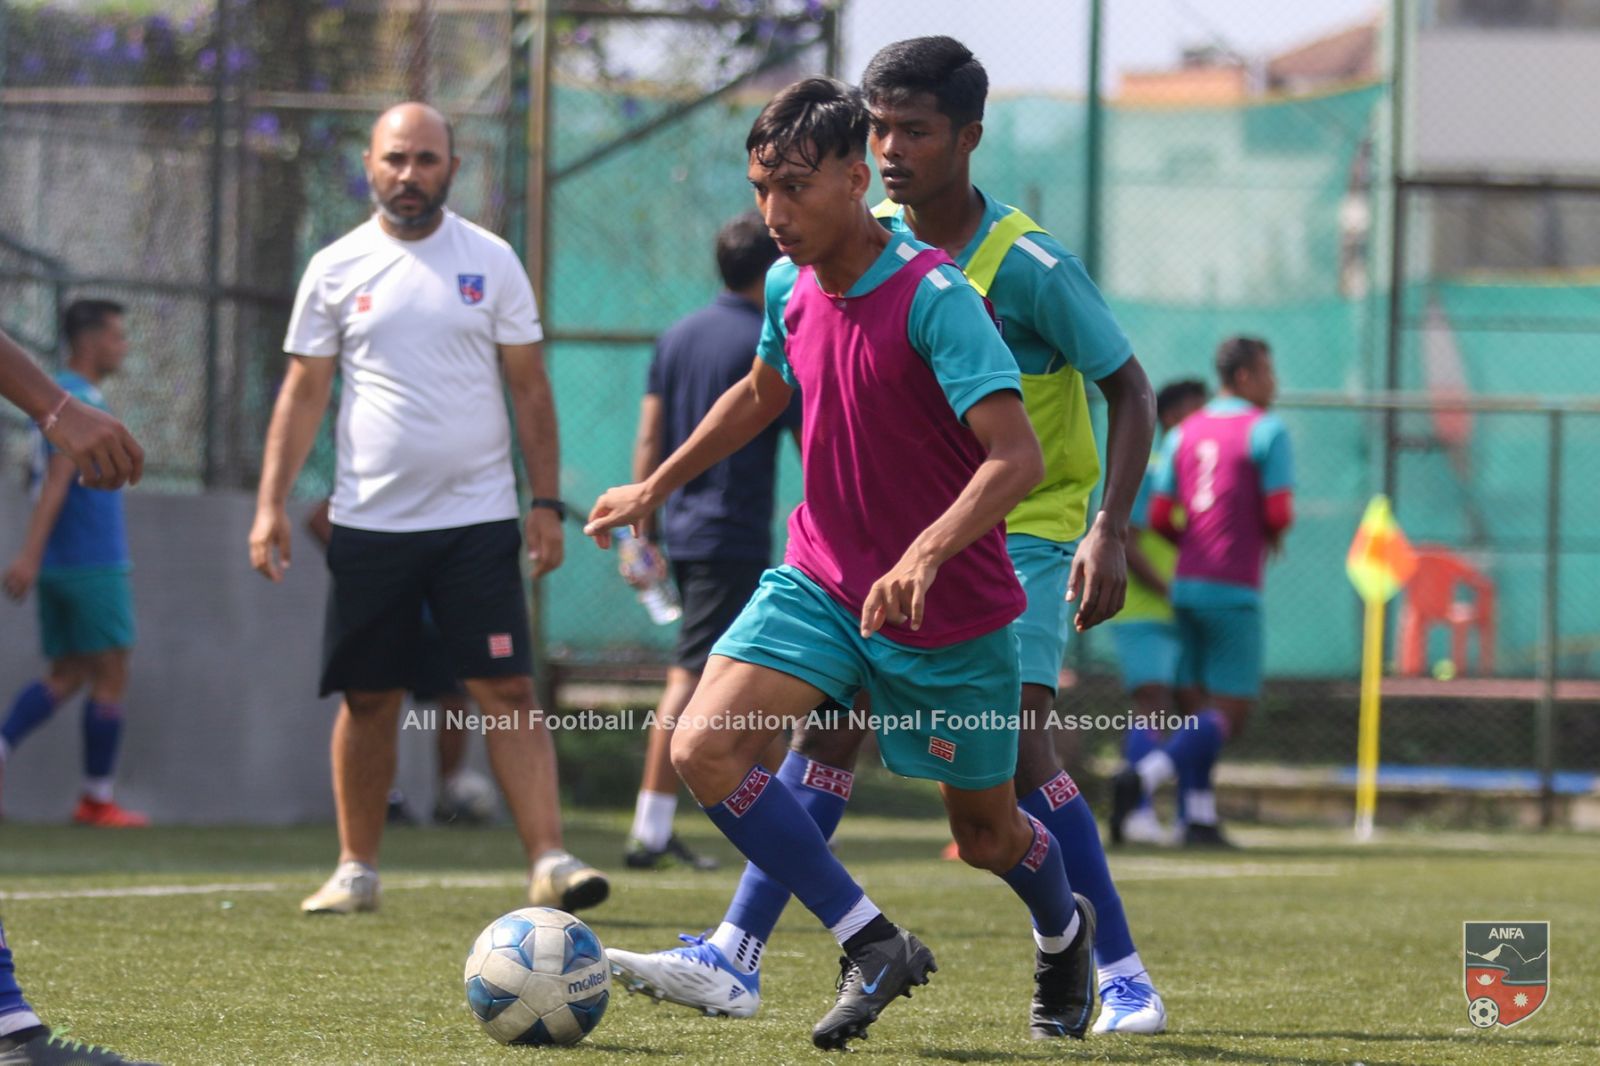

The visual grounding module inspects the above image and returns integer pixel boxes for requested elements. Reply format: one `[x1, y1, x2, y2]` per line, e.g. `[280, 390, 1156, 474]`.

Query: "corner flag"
[1346, 495, 1416, 842]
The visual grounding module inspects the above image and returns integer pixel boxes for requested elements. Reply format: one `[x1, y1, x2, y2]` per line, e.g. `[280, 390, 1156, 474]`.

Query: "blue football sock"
[0, 920, 40, 1035]
[997, 813, 1078, 945]
[83, 700, 125, 781]
[1021, 772, 1137, 965]
[701, 765, 865, 931]
[1122, 728, 1162, 812]
[1, 682, 58, 752]
[1163, 708, 1228, 791]
[724, 752, 853, 942]
[1123, 726, 1160, 766]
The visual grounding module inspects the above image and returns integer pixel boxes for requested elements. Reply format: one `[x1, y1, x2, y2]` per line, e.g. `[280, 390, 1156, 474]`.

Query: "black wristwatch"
[529, 498, 568, 521]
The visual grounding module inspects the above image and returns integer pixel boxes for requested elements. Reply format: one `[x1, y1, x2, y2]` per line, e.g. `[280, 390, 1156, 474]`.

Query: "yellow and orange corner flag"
[1346, 496, 1417, 841]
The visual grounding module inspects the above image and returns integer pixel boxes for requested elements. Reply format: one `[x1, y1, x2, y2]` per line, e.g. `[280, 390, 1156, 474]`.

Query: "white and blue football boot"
[607, 934, 761, 1018]
[1092, 974, 1168, 1034]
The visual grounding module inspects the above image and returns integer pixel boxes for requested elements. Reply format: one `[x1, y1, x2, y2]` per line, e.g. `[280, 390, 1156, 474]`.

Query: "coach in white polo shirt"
[250, 102, 607, 917]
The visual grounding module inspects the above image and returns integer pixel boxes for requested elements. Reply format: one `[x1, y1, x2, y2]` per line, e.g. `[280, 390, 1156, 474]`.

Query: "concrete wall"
[0, 491, 457, 825]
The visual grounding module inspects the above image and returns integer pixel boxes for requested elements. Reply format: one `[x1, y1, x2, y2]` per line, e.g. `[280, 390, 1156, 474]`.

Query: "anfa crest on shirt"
[458, 274, 486, 305]
[1464, 921, 1548, 1029]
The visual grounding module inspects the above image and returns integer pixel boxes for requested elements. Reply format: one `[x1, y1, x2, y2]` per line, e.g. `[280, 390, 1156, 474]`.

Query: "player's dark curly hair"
[1215, 336, 1271, 387]
[62, 299, 125, 346]
[746, 77, 869, 172]
[715, 212, 779, 292]
[861, 36, 988, 129]
[1156, 378, 1208, 422]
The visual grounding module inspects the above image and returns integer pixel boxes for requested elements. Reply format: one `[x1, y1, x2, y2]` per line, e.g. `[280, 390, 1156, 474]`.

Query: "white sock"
[1033, 907, 1083, 955]
[1185, 789, 1218, 825]
[629, 789, 677, 852]
[83, 777, 114, 803]
[708, 921, 764, 975]
[532, 848, 573, 882]
[0, 1009, 43, 1038]
[828, 895, 883, 946]
[1135, 751, 1175, 796]
[335, 859, 376, 880]
[1098, 952, 1149, 985]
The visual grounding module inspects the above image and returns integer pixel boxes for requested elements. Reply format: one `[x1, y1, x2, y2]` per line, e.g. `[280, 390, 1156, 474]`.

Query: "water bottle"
[615, 527, 682, 625]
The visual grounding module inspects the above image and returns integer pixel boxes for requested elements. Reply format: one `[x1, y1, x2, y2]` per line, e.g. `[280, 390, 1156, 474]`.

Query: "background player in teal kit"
[607, 37, 1164, 1037]
[1111, 337, 1294, 848]
[1, 300, 147, 829]
[1108, 378, 1207, 846]
[586, 77, 1097, 1049]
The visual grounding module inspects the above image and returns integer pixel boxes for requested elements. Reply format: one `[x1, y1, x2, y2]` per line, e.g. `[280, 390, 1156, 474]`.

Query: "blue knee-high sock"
[1, 682, 58, 752]
[1122, 728, 1162, 812]
[997, 814, 1078, 944]
[82, 700, 124, 781]
[702, 765, 865, 930]
[1162, 708, 1228, 789]
[1123, 727, 1160, 766]
[724, 752, 854, 941]
[1021, 772, 1136, 966]
[0, 920, 41, 1035]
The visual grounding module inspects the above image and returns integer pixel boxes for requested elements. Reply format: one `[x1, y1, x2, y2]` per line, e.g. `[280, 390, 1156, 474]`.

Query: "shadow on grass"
[917, 1043, 1414, 1065]
[1185, 1028, 1597, 1049]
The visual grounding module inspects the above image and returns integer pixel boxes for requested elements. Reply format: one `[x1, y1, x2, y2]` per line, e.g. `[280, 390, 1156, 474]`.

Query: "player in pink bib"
[586, 77, 1096, 1051]
[1110, 337, 1295, 847]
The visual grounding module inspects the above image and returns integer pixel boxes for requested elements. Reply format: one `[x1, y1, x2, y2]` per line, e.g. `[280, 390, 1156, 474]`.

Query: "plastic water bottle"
[615, 528, 681, 625]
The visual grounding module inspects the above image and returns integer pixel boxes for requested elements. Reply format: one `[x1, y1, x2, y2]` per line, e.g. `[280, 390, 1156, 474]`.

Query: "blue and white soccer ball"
[464, 907, 609, 1046]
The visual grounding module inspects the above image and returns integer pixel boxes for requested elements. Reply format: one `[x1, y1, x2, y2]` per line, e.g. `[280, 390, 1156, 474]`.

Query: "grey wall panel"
[0, 491, 449, 825]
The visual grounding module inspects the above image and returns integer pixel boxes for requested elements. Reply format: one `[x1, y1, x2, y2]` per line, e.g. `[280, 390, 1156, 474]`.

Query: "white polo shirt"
[284, 209, 543, 533]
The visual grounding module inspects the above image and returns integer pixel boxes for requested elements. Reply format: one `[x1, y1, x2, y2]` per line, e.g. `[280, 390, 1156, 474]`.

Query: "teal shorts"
[712, 565, 1021, 790]
[1174, 603, 1262, 699]
[1007, 533, 1076, 691]
[1108, 620, 1181, 692]
[37, 568, 137, 659]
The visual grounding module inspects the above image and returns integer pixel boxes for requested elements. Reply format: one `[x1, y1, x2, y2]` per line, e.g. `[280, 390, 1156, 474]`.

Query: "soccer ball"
[1468, 995, 1499, 1028]
[464, 907, 610, 1045]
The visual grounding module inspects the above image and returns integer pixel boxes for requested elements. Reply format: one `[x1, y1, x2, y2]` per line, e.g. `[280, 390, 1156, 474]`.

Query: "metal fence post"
[526, 0, 556, 713]
[1381, 0, 1407, 501]
[202, 0, 230, 489]
[1083, 0, 1104, 279]
[1537, 408, 1562, 828]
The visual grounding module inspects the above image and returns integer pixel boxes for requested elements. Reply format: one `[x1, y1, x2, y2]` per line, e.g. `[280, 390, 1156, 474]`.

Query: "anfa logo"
[1464, 921, 1548, 1029]
[458, 273, 486, 305]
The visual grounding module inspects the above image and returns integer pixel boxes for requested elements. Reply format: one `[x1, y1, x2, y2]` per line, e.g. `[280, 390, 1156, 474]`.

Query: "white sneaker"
[528, 851, 609, 912]
[608, 934, 761, 1018]
[1092, 975, 1167, 1034]
[301, 861, 379, 914]
[1121, 807, 1174, 846]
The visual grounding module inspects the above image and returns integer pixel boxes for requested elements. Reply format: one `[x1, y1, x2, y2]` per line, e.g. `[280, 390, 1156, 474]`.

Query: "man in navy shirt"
[624, 212, 800, 869]
[1, 300, 147, 828]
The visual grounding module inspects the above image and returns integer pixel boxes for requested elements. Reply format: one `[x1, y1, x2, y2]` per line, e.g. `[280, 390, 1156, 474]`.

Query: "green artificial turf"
[2, 816, 1595, 1064]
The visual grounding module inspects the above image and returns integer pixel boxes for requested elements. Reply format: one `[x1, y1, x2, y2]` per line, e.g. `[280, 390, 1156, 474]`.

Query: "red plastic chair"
[1397, 546, 1496, 677]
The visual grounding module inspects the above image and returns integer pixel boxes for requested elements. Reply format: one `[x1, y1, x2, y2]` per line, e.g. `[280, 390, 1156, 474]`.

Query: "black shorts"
[413, 610, 465, 702]
[671, 559, 768, 672]
[321, 520, 531, 697]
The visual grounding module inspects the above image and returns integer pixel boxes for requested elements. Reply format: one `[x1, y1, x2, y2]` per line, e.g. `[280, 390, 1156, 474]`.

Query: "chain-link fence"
[4, 2, 1599, 795]
[0, 0, 523, 489]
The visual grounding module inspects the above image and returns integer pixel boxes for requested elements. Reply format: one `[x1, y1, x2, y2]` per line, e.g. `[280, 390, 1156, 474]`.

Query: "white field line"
[0, 860, 1340, 903]
[0, 873, 526, 902]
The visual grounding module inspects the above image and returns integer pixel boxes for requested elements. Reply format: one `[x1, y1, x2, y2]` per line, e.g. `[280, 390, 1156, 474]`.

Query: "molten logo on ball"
[1463, 921, 1548, 1029]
